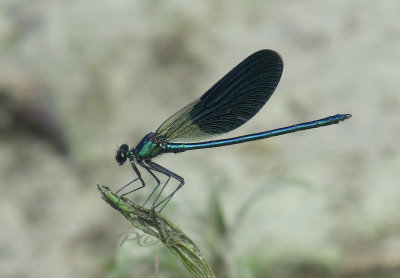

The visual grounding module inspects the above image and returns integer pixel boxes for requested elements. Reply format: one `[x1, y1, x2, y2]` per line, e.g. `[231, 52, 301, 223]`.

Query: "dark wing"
[155, 49, 283, 142]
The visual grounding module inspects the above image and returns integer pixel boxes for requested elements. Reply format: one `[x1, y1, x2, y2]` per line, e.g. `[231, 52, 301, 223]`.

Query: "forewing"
[155, 50, 283, 142]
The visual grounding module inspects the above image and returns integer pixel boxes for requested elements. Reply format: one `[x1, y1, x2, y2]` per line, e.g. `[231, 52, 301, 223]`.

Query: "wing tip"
[253, 49, 284, 69]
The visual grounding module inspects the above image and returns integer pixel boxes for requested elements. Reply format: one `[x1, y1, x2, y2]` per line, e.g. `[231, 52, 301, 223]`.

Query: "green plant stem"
[97, 184, 216, 278]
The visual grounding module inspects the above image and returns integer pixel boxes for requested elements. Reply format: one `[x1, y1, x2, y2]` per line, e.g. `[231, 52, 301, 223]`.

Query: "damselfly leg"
[115, 177, 140, 195]
[116, 159, 145, 197]
[138, 161, 161, 206]
[115, 158, 184, 212]
[145, 160, 185, 212]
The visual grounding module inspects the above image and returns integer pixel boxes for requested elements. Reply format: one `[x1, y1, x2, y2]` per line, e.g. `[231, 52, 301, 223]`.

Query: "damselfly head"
[116, 144, 130, 165]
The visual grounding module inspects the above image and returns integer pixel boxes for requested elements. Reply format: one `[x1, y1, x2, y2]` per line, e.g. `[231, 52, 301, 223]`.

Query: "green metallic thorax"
[134, 133, 165, 159]
[137, 140, 163, 158]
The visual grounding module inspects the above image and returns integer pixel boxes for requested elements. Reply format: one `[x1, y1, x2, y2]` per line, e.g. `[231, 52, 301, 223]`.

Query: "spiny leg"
[156, 181, 184, 212]
[138, 161, 162, 207]
[115, 177, 139, 195]
[143, 160, 172, 209]
[119, 159, 146, 198]
[153, 175, 171, 209]
[145, 160, 185, 212]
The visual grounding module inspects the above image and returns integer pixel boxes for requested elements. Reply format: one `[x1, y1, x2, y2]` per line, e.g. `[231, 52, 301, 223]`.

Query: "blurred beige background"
[1, 1, 399, 277]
